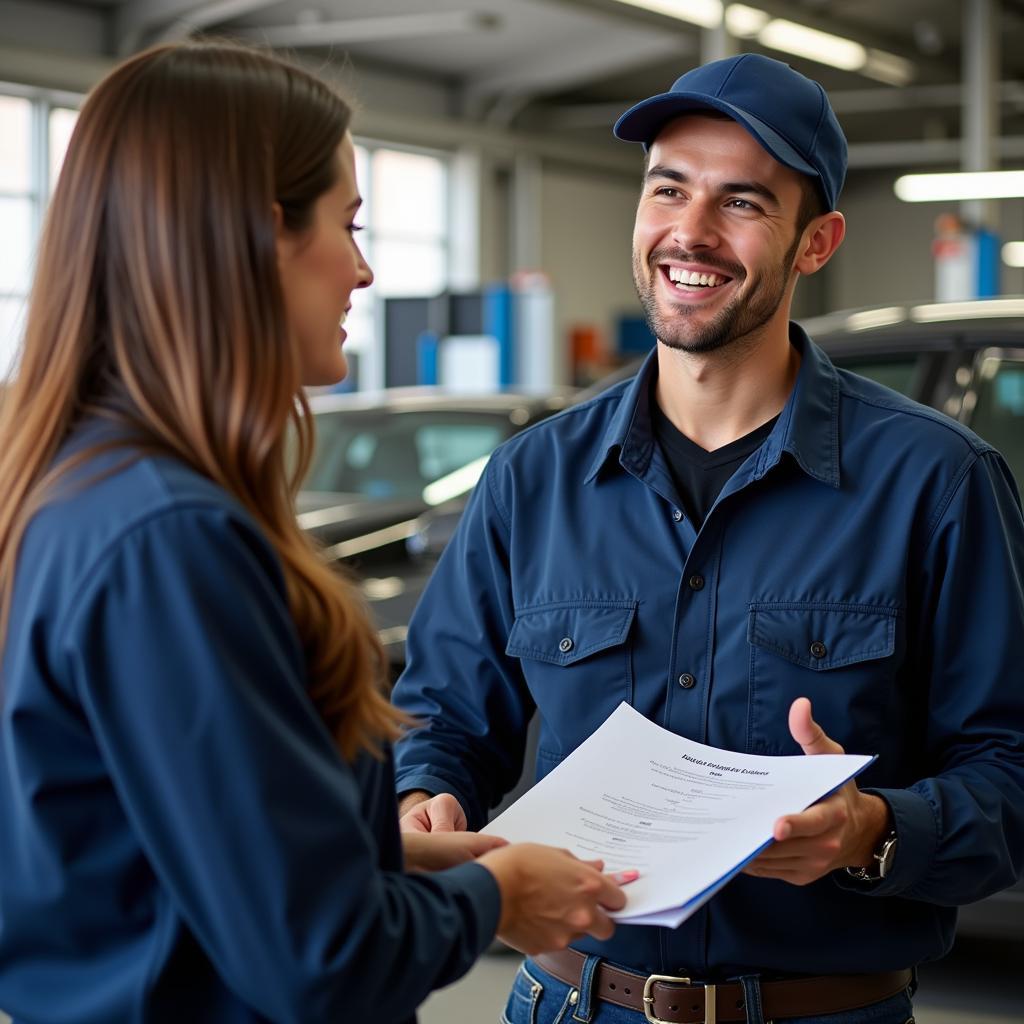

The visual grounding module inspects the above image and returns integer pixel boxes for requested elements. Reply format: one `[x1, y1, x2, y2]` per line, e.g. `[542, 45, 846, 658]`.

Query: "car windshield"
[304, 409, 512, 500]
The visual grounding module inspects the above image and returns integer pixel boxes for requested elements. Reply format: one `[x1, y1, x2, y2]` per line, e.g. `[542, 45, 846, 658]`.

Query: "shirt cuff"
[833, 787, 938, 897]
[437, 861, 503, 956]
[394, 772, 483, 829]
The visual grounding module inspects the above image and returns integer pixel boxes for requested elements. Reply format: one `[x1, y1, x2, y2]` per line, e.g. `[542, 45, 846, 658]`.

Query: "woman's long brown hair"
[0, 41, 404, 760]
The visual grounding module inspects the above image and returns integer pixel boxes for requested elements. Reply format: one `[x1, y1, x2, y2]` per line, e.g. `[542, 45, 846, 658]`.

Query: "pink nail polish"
[612, 869, 640, 885]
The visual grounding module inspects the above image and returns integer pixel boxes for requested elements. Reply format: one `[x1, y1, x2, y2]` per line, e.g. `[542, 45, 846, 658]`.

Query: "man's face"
[632, 113, 808, 355]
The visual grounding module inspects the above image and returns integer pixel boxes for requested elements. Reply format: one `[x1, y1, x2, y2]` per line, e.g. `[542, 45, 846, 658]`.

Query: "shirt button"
[688, 574, 705, 591]
[559, 637, 574, 653]
[672, 508, 684, 522]
[810, 640, 827, 659]
[678, 673, 696, 689]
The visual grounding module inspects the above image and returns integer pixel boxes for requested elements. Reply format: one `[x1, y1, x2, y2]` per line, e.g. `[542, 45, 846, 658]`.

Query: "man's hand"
[398, 791, 467, 833]
[742, 697, 891, 886]
[402, 830, 508, 872]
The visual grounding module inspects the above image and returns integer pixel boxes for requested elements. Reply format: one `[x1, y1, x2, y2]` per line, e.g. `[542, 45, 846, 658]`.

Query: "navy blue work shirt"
[393, 325, 1024, 978]
[0, 433, 500, 1023]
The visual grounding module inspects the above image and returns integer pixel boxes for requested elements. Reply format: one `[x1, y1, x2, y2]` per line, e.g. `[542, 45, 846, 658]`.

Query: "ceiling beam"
[544, 80, 1024, 128]
[465, 26, 689, 98]
[114, 0, 280, 54]
[229, 11, 500, 49]
[848, 135, 1024, 170]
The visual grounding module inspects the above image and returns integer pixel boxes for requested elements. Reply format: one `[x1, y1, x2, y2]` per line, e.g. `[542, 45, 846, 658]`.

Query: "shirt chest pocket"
[745, 602, 900, 755]
[506, 599, 637, 756]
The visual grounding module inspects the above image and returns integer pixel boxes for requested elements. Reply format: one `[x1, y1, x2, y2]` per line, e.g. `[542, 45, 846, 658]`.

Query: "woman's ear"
[273, 201, 294, 266]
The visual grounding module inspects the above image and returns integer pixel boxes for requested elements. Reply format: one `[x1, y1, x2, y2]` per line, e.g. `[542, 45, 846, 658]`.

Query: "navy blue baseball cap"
[613, 53, 847, 210]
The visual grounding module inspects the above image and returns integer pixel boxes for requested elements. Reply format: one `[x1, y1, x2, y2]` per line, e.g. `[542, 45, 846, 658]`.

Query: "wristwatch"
[845, 829, 898, 882]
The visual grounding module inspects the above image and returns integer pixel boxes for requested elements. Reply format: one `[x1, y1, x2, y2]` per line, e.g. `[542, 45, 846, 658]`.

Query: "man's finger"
[774, 801, 844, 841]
[789, 697, 845, 756]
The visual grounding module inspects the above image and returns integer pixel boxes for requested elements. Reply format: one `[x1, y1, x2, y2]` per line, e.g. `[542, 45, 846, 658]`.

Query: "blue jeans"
[500, 958, 915, 1024]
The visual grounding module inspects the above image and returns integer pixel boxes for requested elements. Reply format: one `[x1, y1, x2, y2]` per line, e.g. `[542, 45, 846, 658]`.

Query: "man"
[392, 53, 1024, 1024]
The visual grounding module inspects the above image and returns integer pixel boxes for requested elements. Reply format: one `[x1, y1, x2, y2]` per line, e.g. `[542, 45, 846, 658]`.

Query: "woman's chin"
[300, 353, 348, 390]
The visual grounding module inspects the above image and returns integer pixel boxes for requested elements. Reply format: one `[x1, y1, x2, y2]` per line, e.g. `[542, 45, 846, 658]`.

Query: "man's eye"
[655, 187, 681, 198]
[726, 199, 756, 210]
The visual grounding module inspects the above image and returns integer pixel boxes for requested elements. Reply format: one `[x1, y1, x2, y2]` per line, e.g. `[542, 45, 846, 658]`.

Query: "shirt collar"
[584, 323, 841, 489]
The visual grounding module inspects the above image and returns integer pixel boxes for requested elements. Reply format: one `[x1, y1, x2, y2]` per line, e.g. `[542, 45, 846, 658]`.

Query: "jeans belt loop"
[643, 973, 717, 1024]
[572, 954, 601, 1023]
[736, 975, 766, 1024]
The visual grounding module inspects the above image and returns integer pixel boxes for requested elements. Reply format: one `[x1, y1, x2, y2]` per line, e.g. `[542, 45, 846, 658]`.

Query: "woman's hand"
[402, 830, 507, 872]
[478, 844, 629, 956]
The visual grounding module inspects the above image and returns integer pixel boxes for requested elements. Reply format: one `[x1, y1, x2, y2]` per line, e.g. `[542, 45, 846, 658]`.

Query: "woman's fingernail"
[611, 869, 640, 885]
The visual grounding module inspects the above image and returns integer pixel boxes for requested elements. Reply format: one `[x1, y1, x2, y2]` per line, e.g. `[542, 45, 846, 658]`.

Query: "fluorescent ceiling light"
[1002, 241, 1024, 267]
[615, 2, 914, 86]
[725, 4, 768, 38]
[911, 299, 1024, 322]
[895, 171, 1024, 202]
[862, 49, 914, 87]
[613, 0, 723, 29]
[844, 307, 906, 331]
[758, 19, 865, 71]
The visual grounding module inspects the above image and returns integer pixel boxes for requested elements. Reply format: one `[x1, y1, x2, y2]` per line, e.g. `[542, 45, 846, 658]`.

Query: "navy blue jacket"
[393, 327, 1024, 978]
[0, 434, 499, 1023]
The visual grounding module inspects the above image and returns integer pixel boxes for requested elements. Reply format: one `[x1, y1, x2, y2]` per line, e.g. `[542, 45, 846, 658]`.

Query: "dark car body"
[300, 388, 570, 663]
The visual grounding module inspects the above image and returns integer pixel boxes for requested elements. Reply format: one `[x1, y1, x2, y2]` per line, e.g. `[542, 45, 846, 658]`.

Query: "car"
[803, 297, 1024, 498]
[299, 388, 571, 671]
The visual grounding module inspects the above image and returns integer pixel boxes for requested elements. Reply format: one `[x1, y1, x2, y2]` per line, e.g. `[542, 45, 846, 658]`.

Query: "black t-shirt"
[652, 399, 778, 528]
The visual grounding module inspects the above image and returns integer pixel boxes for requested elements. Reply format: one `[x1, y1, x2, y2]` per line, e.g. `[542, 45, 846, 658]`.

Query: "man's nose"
[671, 200, 719, 251]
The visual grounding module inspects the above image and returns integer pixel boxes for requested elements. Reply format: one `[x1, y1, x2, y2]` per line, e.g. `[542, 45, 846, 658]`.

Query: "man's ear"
[794, 211, 846, 276]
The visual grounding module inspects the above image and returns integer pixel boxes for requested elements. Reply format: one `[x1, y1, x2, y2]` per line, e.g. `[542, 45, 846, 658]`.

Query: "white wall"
[540, 164, 642, 378]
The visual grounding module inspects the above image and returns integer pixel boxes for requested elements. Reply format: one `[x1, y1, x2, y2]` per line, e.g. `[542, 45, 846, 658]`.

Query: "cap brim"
[614, 92, 819, 186]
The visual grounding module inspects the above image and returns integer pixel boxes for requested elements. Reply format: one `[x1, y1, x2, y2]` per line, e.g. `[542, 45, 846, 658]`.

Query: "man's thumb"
[428, 794, 464, 832]
[789, 697, 845, 755]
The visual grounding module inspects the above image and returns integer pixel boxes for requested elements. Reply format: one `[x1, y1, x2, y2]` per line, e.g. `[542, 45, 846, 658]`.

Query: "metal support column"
[701, 14, 738, 65]
[962, 0, 999, 229]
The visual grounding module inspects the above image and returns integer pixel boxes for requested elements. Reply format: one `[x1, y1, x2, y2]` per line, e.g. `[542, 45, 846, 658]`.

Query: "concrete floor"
[421, 936, 1024, 1024]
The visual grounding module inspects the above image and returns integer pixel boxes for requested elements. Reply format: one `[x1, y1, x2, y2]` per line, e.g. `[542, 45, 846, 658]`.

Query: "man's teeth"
[339, 311, 348, 326]
[667, 268, 724, 287]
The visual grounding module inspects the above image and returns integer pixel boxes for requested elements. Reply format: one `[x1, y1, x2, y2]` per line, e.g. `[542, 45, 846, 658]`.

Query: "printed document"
[482, 702, 874, 927]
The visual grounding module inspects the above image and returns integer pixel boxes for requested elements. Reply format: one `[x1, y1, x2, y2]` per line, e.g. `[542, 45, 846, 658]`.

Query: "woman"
[0, 42, 626, 1023]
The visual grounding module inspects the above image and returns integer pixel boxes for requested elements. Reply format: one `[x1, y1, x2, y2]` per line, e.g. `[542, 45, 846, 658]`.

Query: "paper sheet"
[482, 702, 874, 928]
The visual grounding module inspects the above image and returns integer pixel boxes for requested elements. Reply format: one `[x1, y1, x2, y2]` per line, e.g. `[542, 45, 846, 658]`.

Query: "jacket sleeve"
[838, 448, 1024, 903]
[61, 504, 500, 1023]
[392, 456, 535, 830]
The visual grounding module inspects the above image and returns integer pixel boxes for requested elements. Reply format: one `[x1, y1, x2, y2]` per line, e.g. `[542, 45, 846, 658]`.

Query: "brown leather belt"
[533, 948, 913, 1023]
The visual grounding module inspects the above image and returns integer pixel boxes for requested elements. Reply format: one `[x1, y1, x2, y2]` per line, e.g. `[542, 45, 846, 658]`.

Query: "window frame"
[0, 81, 83, 378]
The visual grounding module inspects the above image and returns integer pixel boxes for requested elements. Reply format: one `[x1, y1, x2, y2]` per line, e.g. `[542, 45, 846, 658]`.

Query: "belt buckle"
[642, 974, 717, 1024]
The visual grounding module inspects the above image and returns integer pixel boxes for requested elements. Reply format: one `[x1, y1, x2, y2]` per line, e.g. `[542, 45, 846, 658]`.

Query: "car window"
[306, 410, 514, 500]
[967, 356, 1024, 499]
[832, 357, 918, 397]
[416, 424, 505, 480]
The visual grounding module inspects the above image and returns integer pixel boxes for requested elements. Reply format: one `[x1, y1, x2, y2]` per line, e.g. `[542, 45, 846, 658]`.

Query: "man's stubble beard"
[633, 231, 802, 355]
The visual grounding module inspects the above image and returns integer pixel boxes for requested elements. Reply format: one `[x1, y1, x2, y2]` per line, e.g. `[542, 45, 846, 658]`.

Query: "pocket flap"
[747, 603, 897, 670]
[506, 601, 637, 666]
